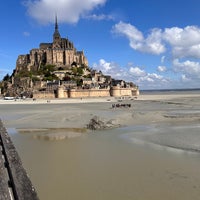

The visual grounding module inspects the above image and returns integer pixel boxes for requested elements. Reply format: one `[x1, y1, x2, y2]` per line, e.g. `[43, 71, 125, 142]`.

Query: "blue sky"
[1, 0, 200, 89]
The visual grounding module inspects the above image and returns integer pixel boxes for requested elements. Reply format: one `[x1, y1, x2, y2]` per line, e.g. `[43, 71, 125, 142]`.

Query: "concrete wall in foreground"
[0, 119, 39, 200]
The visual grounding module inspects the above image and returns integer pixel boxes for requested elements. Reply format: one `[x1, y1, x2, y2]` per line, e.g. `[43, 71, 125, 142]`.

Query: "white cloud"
[145, 28, 166, 55]
[181, 74, 190, 82]
[112, 22, 200, 59]
[112, 21, 144, 49]
[129, 67, 146, 77]
[157, 66, 167, 72]
[173, 59, 200, 78]
[137, 72, 170, 89]
[98, 59, 112, 72]
[163, 26, 200, 58]
[93, 59, 170, 89]
[112, 21, 166, 55]
[24, 0, 107, 24]
[161, 56, 165, 63]
[163, 26, 200, 47]
[112, 22, 200, 88]
[93, 59, 128, 79]
[172, 44, 200, 59]
[138, 73, 163, 83]
[83, 14, 114, 21]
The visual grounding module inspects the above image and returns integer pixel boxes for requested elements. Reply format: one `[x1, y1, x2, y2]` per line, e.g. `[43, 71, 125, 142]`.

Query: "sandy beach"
[1, 92, 200, 150]
[1, 91, 200, 200]
[1, 92, 200, 142]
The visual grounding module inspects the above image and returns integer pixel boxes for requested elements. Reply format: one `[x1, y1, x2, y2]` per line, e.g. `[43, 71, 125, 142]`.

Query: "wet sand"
[0, 92, 200, 200]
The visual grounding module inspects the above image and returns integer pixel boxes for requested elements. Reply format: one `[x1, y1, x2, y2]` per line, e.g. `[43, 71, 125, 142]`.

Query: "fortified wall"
[32, 91, 55, 99]
[32, 86, 139, 99]
[57, 88, 111, 98]
[33, 86, 139, 98]
[110, 86, 139, 97]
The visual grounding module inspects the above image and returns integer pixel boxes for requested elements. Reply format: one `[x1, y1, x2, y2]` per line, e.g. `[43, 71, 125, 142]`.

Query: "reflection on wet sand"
[18, 127, 87, 140]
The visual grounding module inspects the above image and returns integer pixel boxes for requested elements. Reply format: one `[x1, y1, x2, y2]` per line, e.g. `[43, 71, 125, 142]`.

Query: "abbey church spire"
[55, 14, 58, 31]
[53, 14, 61, 43]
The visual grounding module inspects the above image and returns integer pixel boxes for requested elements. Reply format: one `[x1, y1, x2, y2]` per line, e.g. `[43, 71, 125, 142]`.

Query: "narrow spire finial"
[55, 14, 58, 30]
[53, 13, 61, 42]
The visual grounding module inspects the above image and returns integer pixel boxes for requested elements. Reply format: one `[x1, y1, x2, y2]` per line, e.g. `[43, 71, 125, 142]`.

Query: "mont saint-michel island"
[0, 17, 139, 99]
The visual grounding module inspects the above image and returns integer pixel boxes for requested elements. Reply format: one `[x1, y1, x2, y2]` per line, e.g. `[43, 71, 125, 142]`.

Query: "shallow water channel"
[9, 126, 200, 200]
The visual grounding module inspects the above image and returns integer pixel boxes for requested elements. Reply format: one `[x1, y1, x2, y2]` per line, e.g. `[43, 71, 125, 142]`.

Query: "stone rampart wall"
[69, 89, 110, 98]
[33, 91, 55, 99]
[33, 87, 139, 99]
[110, 87, 132, 97]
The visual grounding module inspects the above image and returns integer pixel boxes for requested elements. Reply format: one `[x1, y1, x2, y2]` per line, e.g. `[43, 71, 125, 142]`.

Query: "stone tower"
[15, 16, 88, 74]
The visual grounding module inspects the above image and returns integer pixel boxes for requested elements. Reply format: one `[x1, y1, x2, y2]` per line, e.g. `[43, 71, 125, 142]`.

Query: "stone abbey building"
[15, 16, 88, 73]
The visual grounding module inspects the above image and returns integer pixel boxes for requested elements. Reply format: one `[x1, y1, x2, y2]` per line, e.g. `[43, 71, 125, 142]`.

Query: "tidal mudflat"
[1, 92, 200, 200]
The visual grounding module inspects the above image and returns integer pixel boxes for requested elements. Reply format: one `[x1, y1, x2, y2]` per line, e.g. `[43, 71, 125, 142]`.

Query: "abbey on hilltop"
[16, 16, 88, 73]
[0, 16, 139, 99]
